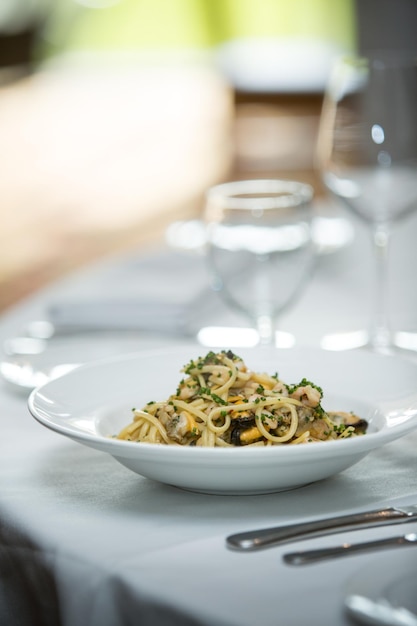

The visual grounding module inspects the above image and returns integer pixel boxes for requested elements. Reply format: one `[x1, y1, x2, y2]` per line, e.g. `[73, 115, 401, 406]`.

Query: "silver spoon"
[345, 594, 417, 626]
[0, 332, 149, 392]
[283, 533, 417, 565]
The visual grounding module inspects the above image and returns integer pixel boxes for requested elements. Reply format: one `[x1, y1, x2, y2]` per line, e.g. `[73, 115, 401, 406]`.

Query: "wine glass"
[204, 178, 314, 346]
[317, 53, 417, 354]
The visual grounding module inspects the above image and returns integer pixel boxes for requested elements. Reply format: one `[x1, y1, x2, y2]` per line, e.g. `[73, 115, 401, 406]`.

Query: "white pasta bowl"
[28, 346, 417, 495]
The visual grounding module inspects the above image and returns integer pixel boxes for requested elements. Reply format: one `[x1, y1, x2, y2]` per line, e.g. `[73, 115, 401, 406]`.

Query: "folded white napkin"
[47, 299, 192, 334]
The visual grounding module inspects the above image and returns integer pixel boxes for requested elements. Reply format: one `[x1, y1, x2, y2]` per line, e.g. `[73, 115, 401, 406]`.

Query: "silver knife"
[283, 532, 417, 565]
[226, 505, 417, 551]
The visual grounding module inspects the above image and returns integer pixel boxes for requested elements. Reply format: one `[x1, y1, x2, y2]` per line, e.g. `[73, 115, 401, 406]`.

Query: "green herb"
[198, 387, 227, 405]
[314, 405, 326, 418]
[211, 393, 227, 405]
[286, 378, 323, 396]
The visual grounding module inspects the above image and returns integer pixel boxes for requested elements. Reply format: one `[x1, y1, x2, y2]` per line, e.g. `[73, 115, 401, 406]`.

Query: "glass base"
[197, 326, 295, 348]
[321, 330, 417, 354]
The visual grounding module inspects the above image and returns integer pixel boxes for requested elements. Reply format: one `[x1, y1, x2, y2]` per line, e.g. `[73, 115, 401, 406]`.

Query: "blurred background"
[0, 0, 416, 311]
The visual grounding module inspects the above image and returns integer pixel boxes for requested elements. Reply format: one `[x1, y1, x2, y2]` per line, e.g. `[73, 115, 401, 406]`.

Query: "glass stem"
[256, 314, 275, 345]
[369, 223, 392, 352]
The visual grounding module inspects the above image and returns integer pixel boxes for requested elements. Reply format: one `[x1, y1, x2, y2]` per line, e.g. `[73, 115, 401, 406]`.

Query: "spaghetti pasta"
[117, 350, 368, 447]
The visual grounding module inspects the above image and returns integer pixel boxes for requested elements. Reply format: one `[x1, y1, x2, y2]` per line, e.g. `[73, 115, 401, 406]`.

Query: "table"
[1, 209, 417, 625]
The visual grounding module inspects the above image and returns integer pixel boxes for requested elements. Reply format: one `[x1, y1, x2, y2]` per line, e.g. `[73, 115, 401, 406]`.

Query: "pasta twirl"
[117, 351, 368, 447]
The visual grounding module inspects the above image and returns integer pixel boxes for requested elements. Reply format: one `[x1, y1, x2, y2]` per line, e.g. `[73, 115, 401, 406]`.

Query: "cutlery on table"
[226, 505, 417, 551]
[345, 594, 417, 626]
[26, 299, 193, 337]
[0, 298, 197, 392]
[283, 532, 417, 565]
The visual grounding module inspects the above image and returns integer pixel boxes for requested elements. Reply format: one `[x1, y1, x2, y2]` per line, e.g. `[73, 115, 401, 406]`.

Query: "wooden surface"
[0, 60, 323, 312]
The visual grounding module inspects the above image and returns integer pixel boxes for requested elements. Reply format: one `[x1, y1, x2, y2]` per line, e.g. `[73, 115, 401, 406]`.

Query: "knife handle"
[226, 508, 407, 551]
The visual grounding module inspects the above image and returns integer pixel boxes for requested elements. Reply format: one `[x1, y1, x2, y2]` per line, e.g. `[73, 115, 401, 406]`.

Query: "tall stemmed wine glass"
[317, 53, 417, 353]
[204, 179, 314, 346]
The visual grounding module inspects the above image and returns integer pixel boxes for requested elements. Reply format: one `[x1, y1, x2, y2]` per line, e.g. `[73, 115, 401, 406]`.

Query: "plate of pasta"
[28, 346, 417, 494]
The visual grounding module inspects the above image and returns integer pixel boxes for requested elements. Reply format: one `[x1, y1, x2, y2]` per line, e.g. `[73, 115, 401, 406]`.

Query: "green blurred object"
[38, 0, 356, 56]
[32, 0, 358, 94]
[220, 0, 356, 48]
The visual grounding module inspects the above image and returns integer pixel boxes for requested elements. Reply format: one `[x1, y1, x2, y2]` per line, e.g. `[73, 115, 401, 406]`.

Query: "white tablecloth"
[1, 211, 417, 626]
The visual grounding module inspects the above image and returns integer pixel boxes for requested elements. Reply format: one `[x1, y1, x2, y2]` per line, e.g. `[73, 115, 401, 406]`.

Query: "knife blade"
[283, 533, 417, 565]
[226, 505, 417, 551]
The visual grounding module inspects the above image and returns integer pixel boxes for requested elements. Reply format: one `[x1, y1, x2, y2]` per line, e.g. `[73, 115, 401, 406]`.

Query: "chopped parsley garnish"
[182, 350, 242, 375]
[198, 387, 227, 405]
[286, 378, 323, 396]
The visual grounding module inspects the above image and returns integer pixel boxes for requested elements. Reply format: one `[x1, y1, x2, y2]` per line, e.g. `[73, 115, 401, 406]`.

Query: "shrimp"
[176, 377, 199, 400]
[291, 384, 321, 408]
[272, 381, 289, 396]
